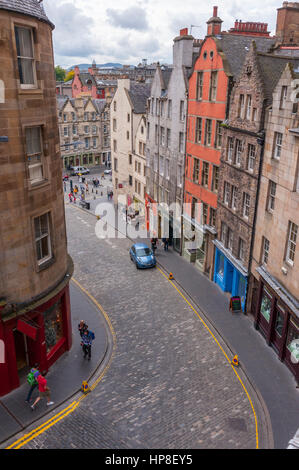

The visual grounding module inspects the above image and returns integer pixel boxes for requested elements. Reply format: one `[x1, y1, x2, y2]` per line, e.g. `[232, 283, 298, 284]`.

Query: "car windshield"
[136, 248, 151, 257]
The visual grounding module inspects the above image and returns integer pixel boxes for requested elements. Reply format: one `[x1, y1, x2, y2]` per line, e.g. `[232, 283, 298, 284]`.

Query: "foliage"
[55, 65, 66, 82]
[64, 70, 75, 82]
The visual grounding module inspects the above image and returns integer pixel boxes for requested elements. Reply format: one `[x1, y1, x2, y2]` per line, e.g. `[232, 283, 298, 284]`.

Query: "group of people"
[26, 365, 54, 411]
[78, 320, 95, 360]
[151, 237, 170, 252]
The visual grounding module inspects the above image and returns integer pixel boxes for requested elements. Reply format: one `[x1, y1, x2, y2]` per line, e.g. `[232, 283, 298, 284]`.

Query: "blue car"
[129, 243, 156, 269]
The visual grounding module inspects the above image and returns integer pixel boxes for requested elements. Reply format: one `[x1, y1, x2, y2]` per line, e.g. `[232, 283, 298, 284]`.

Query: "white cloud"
[42, 0, 280, 68]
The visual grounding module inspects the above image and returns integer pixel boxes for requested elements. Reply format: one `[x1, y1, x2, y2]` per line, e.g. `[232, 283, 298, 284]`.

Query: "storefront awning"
[17, 319, 38, 340]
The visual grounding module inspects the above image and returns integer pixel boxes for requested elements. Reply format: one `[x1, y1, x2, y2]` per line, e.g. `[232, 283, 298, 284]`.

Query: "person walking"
[165, 238, 169, 251]
[25, 364, 40, 404]
[68, 192, 73, 203]
[81, 330, 95, 360]
[78, 320, 88, 337]
[31, 373, 54, 410]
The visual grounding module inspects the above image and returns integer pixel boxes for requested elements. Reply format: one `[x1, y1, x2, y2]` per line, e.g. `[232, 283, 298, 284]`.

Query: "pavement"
[0, 282, 110, 445]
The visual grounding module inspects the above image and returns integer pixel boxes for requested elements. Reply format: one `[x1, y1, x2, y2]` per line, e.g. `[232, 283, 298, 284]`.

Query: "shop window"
[286, 318, 299, 363]
[260, 288, 272, 322]
[275, 305, 285, 337]
[218, 253, 225, 277]
[43, 300, 64, 354]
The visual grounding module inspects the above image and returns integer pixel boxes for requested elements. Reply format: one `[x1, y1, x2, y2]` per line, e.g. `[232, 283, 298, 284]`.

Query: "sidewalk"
[0, 282, 110, 445]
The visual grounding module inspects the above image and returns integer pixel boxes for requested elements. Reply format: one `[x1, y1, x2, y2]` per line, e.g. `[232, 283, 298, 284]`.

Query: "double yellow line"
[7, 278, 116, 450]
[156, 266, 259, 450]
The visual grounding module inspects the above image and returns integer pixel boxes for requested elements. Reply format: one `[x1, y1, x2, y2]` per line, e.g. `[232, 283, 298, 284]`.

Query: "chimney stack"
[207, 6, 223, 36]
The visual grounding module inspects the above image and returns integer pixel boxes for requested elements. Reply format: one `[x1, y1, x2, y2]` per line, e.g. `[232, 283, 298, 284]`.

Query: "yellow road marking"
[156, 266, 259, 450]
[7, 278, 116, 450]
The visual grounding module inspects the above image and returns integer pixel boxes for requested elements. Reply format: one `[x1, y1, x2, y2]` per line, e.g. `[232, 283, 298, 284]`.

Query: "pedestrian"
[68, 192, 73, 203]
[31, 373, 54, 410]
[73, 195, 76, 204]
[151, 237, 158, 252]
[86, 182, 89, 194]
[63, 181, 66, 192]
[111, 191, 113, 200]
[78, 320, 88, 337]
[81, 330, 95, 360]
[25, 364, 40, 404]
[165, 238, 169, 251]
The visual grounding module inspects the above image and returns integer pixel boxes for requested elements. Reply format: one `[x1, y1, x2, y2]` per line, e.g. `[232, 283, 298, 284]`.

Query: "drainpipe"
[180, 89, 189, 256]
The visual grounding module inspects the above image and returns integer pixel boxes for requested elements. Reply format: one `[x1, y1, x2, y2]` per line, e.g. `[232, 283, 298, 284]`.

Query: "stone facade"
[0, 1, 72, 396]
[57, 96, 111, 169]
[249, 64, 299, 383]
[132, 116, 147, 207]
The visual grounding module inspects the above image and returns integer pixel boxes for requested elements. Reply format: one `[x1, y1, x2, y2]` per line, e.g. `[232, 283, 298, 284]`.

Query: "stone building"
[213, 44, 299, 312]
[145, 29, 200, 252]
[110, 79, 150, 207]
[0, 0, 73, 396]
[131, 115, 147, 209]
[250, 64, 299, 383]
[184, 7, 275, 278]
[57, 96, 111, 169]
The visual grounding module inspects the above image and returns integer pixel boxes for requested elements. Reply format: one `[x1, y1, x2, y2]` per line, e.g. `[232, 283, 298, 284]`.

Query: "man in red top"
[31, 373, 54, 410]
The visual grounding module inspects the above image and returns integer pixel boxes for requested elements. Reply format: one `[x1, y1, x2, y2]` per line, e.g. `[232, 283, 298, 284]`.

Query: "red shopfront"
[0, 285, 72, 397]
[254, 267, 299, 384]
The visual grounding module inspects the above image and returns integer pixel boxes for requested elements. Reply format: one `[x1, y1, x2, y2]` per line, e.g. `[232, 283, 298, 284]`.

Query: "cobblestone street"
[16, 204, 269, 449]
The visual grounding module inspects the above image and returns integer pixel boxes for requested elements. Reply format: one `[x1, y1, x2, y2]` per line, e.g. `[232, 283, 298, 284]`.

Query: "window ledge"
[36, 256, 55, 273]
[18, 88, 43, 95]
[29, 179, 50, 190]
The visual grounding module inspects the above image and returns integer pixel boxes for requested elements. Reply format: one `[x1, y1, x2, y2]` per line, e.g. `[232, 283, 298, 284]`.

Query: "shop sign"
[230, 296, 242, 313]
[17, 319, 38, 340]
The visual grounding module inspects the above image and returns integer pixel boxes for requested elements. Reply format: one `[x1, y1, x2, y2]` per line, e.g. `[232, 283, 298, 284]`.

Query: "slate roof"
[78, 73, 97, 87]
[0, 0, 54, 28]
[128, 83, 151, 114]
[56, 96, 107, 114]
[216, 33, 276, 78]
[161, 69, 172, 90]
[257, 53, 299, 103]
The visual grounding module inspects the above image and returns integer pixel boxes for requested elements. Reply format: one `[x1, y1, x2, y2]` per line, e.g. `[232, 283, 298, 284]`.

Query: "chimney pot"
[213, 6, 218, 17]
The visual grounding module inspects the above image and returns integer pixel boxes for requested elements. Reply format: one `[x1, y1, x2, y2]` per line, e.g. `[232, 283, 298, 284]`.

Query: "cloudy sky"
[43, 0, 282, 68]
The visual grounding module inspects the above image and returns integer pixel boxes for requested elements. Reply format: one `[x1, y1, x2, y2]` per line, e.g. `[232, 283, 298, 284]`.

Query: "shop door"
[13, 330, 29, 371]
[258, 287, 273, 337]
[271, 303, 285, 353]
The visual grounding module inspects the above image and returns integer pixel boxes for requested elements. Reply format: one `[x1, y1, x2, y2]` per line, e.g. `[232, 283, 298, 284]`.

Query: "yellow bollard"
[81, 381, 91, 394]
[231, 355, 239, 367]
[169, 272, 174, 280]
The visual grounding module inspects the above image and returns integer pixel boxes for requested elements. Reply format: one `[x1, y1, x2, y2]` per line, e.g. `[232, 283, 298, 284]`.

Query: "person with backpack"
[31, 373, 54, 410]
[78, 320, 88, 338]
[81, 329, 95, 360]
[25, 364, 40, 404]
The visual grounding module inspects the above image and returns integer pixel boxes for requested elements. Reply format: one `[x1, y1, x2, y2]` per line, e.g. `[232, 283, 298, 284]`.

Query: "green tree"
[64, 70, 75, 82]
[55, 65, 66, 82]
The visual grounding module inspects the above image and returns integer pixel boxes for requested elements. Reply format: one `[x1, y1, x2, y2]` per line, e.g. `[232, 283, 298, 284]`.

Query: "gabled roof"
[0, 0, 54, 29]
[128, 82, 151, 114]
[257, 53, 299, 103]
[214, 33, 276, 79]
[78, 73, 97, 87]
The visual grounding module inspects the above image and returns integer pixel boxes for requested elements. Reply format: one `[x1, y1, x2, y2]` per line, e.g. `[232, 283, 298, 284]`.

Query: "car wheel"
[136, 262, 139, 269]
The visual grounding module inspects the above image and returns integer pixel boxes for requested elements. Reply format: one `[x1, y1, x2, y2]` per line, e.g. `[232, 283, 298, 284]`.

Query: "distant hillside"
[67, 63, 123, 71]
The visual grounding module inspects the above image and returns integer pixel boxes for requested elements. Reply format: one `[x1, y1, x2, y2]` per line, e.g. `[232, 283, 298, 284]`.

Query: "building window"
[180, 100, 184, 121]
[202, 162, 209, 187]
[128, 154, 132, 165]
[261, 237, 270, 265]
[280, 86, 288, 109]
[238, 238, 245, 262]
[63, 113, 67, 122]
[166, 128, 171, 148]
[167, 99, 172, 118]
[84, 137, 89, 149]
[155, 125, 158, 145]
[91, 112, 96, 120]
[113, 140, 117, 152]
[127, 131, 130, 140]
[195, 117, 202, 144]
[34, 213, 52, 264]
[84, 112, 88, 121]
[209, 71, 218, 101]
[25, 126, 44, 184]
[177, 164, 183, 187]
[113, 101, 116, 112]
[15, 26, 35, 86]
[114, 158, 118, 172]
[202, 203, 208, 225]
[129, 175, 133, 186]
[127, 113, 130, 122]
[154, 154, 158, 173]
[73, 124, 77, 135]
[267, 180, 276, 212]
[227, 137, 234, 162]
[43, 300, 63, 354]
[160, 127, 165, 146]
[235, 139, 243, 166]
[231, 185, 237, 210]
[215, 121, 222, 148]
[93, 137, 97, 148]
[246, 95, 252, 120]
[92, 125, 97, 134]
[84, 125, 89, 134]
[63, 127, 68, 137]
[204, 119, 212, 146]
[211, 165, 219, 193]
[113, 119, 117, 132]
[252, 108, 257, 122]
[160, 101, 164, 117]
[196, 72, 204, 100]
[286, 318, 299, 361]
[71, 112, 76, 121]
[159, 156, 164, 176]
[209, 207, 216, 227]
[165, 158, 170, 180]
[147, 122, 150, 139]
[286, 221, 298, 265]
[179, 132, 184, 153]
[242, 192, 250, 219]
[227, 227, 233, 251]
[156, 98, 160, 116]
[247, 144, 256, 171]
[221, 222, 228, 245]
[260, 288, 271, 322]
[193, 158, 200, 183]
[238, 94, 245, 118]
[273, 132, 283, 160]
[224, 181, 231, 206]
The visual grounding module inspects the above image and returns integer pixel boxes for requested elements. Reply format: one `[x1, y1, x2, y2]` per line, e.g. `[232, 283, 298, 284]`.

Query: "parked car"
[70, 166, 90, 176]
[129, 243, 156, 269]
[104, 169, 112, 175]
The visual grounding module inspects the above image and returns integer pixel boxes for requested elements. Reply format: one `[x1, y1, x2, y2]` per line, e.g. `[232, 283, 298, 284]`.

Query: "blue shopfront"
[213, 243, 248, 312]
